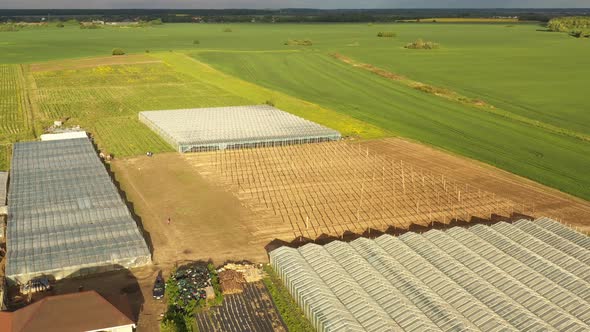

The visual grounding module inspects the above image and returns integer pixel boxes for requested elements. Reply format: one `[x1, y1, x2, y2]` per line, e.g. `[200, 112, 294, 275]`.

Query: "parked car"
[153, 275, 165, 300]
[21, 277, 51, 295]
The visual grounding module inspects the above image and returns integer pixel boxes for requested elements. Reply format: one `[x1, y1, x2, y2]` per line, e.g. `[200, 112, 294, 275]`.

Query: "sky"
[0, 0, 588, 9]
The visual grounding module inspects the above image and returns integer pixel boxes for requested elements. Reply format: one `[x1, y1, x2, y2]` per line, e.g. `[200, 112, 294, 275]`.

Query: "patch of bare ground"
[361, 138, 590, 233]
[110, 153, 269, 268]
[186, 141, 524, 244]
[30, 54, 162, 72]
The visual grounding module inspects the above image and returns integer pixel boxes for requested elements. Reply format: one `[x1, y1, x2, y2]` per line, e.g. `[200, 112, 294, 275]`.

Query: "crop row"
[0, 65, 30, 138]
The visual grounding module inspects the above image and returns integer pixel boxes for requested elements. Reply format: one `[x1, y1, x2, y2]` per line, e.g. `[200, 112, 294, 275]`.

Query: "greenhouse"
[139, 105, 341, 152]
[270, 217, 590, 332]
[6, 138, 151, 284]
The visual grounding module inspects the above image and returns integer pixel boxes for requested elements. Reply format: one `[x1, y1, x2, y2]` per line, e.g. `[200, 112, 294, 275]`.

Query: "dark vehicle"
[21, 277, 51, 295]
[153, 274, 165, 300]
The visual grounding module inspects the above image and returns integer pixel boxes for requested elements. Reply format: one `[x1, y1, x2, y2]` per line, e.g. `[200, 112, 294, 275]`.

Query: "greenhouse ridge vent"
[6, 137, 151, 284]
[139, 105, 342, 152]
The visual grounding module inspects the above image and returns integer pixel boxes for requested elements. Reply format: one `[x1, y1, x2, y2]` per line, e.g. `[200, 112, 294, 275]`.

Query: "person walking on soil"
[166, 217, 171, 225]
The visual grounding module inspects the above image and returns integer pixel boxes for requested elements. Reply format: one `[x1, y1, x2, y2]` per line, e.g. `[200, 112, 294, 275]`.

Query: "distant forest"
[0, 8, 589, 23]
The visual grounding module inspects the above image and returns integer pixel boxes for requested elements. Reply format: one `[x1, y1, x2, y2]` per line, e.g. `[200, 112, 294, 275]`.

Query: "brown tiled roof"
[0, 291, 135, 332]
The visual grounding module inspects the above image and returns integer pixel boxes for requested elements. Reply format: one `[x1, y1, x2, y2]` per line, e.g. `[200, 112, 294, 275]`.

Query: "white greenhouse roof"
[270, 217, 590, 332]
[139, 105, 341, 152]
[6, 138, 151, 283]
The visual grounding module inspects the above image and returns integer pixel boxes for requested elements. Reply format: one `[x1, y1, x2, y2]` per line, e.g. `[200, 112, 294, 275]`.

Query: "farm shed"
[139, 105, 341, 152]
[0, 290, 136, 332]
[270, 217, 590, 332]
[5, 138, 151, 284]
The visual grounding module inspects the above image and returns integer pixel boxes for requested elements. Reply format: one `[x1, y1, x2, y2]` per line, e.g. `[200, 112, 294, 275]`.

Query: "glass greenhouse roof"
[6, 138, 150, 282]
[271, 217, 590, 332]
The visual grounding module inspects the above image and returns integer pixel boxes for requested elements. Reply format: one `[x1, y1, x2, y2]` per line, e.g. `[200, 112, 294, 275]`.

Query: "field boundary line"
[331, 53, 590, 143]
[191, 49, 304, 54]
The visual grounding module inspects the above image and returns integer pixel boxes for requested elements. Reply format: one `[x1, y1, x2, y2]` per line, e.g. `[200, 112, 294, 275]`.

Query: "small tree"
[112, 48, 125, 56]
[56, 22, 65, 28]
[193, 39, 200, 45]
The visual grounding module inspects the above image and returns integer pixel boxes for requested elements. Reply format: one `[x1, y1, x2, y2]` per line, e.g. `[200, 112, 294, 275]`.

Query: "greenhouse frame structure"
[139, 105, 341, 153]
[6, 138, 151, 284]
[270, 217, 590, 332]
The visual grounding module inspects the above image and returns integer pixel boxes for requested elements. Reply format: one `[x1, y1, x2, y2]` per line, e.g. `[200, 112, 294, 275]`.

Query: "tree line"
[1, 8, 588, 24]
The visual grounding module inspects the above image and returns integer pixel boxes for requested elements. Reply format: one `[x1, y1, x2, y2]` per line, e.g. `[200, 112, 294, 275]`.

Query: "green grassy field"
[0, 64, 32, 169]
[0, 23, 588, 200]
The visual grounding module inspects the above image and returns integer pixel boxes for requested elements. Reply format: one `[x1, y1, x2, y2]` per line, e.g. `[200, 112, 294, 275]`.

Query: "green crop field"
[30, 60, 251, 157]
[0, 64, 32, 170]
[0, 23, 588, 200]
[0, 50, 382, 162]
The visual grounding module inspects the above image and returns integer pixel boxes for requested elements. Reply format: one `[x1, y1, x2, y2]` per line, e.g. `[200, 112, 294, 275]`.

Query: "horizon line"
[1, 7, 590, 11]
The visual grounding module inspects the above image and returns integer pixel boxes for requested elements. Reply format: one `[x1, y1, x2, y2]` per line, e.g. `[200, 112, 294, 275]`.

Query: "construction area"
[5, 138, 151, 284]
[271, 217, 590, 332]
[188, 141, 524, 241]
[139, 105, 341, 152]
[109, 136, 590, 330]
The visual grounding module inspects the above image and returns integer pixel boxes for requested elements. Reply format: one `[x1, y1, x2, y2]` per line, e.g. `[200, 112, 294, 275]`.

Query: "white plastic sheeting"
[40, 131, 88, 141]
[6, 138, 151, 283]
[139, 105, 341, 152]
[270, 218, 590, 332]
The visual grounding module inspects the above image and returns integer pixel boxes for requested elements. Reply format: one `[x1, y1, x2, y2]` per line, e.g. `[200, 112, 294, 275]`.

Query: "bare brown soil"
[30, 55, 162, 72]
[110, 154, 269, 267]
[361, 138, 590, 233]
[187, 141, 520, 242]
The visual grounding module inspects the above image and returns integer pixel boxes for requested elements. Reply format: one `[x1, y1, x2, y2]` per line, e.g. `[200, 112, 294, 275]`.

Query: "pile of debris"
[218, 270, 246, 295]
[219, 262, 264, 283]
[172, 264, 212, 305]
